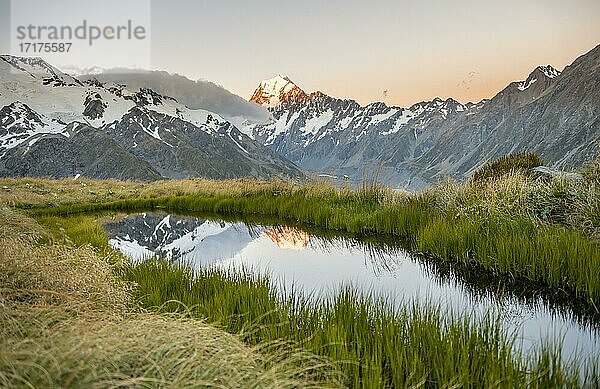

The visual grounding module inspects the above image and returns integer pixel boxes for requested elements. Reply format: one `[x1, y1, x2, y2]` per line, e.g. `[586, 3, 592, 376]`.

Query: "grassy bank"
[8, 209, 599, 387]
[0, 209, 341, 388]
[21, 171, 600, 306]
[3, 155, 599, 386]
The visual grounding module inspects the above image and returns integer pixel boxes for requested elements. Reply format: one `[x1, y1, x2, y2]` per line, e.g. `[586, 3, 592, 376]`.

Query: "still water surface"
[104, 213, 599, 363]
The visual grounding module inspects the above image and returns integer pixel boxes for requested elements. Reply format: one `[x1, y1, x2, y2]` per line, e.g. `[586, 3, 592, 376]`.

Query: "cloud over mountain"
[78, 69, 270, 126]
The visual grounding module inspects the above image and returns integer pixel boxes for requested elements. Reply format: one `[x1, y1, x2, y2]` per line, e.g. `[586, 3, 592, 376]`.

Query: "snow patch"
[228, 130, 249, 154]
[369, 108, 399, 126]
[109, 238, 154, 261]
[380, 109, 415, 136]
[517, 78, 537, 91]
[302, 109, 334, 135]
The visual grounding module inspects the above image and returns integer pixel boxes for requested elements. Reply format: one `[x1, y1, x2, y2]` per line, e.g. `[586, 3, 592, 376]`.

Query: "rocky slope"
[0, 56, 301, 181]
[245, 45, 600, 188]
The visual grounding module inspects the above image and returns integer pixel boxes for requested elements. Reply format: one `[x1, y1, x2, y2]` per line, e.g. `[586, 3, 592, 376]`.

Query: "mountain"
[105, 213, 257, 262]
[0, 55, 302, 181]
[249, 75, 308, 107]
[245, 45, 600, 188]
[243, 76, 483, 187]
[3, 45, 598, 187]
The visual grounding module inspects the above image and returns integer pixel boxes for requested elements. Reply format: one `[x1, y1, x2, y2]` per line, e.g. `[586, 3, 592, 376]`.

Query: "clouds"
[78, 69, 270, 125]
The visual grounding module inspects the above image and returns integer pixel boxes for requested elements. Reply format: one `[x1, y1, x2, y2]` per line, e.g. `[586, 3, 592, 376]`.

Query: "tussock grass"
[0, 210, 128, 313]
[0, 209, 342, 388]
[124, 259, 599, 388]
[4, 201, 599, 386]
[471, 152, 545, 183]
[430, 173, 600, 239]
[1, 311, 340, 389]
[0, 176, 291, 208]
[28, 173, 599, 304]
[581, 155, 600, 184]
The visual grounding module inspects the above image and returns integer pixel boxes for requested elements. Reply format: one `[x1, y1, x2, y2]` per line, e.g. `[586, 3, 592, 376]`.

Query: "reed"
[123, 259, 598, 388]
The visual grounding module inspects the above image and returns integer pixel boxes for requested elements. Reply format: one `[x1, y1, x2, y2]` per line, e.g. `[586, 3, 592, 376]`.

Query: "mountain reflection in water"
[104, 213, 600, 364]
[264, 226, 311, 250]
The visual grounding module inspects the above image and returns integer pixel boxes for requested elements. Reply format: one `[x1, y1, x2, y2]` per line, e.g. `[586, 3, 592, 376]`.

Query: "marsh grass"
[12, 202, 600, 387]
[123, 259, 598, 388]
[416, 216, 600, 301]
[28, 174, 600, 304]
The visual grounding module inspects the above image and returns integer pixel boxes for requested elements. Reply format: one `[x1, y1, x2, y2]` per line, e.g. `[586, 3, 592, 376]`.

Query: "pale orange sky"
[2, 0, 599, 107]
[148, 0, 600, 107]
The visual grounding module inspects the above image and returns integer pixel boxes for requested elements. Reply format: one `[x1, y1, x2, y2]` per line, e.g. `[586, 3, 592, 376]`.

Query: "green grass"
[416, 216, 600, 301]
[36, 214, 112, 250]
[471, 152, 545, 183]
[123, 259, 598, 388]
[28, 183, 600, 306]
[21, 194, 600, 387]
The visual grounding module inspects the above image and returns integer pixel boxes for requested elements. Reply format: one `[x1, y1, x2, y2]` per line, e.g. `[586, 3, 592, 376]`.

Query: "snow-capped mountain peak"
[0, 55, 82, 87]
[516, 64, 561, 91]
[250, 74, 307, 107]
[537, 65, 561, 79]
[261, 74, 294, 92]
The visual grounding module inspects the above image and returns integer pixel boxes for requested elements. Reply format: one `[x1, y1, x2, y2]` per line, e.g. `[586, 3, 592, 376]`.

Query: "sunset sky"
[2, 0, 599, 106]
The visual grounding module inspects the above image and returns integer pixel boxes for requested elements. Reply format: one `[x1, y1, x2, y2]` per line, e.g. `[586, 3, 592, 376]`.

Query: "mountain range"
[243, 44, 600, 188]
[0, 56, 300, 181]
[104, 213, 309, 263]
[0, 43, 598, 188]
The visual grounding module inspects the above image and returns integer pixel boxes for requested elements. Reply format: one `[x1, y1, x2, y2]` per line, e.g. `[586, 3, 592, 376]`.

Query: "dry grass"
[0, 210, 129, 313]
[0, 209, 342, 388]
[0, 177, 292, 208]
[581, 156, 600, 184]
[1, 311, 339, 388]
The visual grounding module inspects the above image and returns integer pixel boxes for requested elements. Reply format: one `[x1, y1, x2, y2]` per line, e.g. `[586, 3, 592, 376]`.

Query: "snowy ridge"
[0, 55, 233, 152]
[0, 101, 67, 152]
[247, 63, 559, 154]
[538, 65, 561, 79]
[246, 88, 472, 149]
[515, 65, 561, 92]
[1, 55, 81, 87]
[246, 63, 565, 154]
